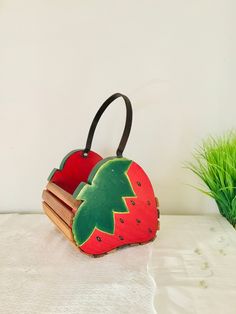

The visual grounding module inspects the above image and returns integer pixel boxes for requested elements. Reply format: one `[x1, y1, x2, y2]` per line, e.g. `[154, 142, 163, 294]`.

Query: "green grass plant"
[187, 131, 236, 227]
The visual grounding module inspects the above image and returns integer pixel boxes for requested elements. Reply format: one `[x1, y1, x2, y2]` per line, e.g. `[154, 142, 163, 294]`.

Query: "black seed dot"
[131, 200, 136, 205]
[137, 181, 141, 187]
[136, 219, 141, 224]
[96, 236, 102, 242]
[120, 218, 124, 223]
[119, 235, 124, 240]
[147, 200, 151, 206]
[148, 228, 152, 233]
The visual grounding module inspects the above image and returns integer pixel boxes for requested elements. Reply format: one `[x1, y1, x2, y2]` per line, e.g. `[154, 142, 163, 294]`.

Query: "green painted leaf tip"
[72, 158, 135, 246]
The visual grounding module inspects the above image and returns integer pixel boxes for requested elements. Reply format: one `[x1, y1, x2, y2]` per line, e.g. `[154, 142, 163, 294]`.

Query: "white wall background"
[0, 0, 235, 214]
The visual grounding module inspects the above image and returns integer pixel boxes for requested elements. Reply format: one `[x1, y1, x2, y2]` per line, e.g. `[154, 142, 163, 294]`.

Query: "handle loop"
[83, 93, 133, 157]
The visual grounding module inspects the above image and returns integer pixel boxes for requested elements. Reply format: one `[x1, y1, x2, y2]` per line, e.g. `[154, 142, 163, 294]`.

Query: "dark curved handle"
[83, 93, 133, 157]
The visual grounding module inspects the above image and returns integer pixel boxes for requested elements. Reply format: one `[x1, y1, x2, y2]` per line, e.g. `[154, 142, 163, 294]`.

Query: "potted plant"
[187, 131, 236, 227]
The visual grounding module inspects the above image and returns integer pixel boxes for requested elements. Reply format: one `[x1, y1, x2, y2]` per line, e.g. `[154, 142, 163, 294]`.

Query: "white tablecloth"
[0, 213, 235, 314]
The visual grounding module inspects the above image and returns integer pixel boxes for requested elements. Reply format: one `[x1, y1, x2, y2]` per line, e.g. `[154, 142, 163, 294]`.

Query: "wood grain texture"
[42, 190, 74, 226]
[155, 197, 159, 208]
[43, 202, 74, 242]
[46, 182, 81, 212]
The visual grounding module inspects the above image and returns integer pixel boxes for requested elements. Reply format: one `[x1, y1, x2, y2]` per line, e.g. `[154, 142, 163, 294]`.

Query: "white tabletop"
[0, 213, 235, 314]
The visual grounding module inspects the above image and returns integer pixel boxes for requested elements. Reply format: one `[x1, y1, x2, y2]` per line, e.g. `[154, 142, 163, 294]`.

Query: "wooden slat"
[42, 190, 74, 226]
[155, 197, 159, 208]
[43, 202, 74, 242]
[46, 182, 81, 212]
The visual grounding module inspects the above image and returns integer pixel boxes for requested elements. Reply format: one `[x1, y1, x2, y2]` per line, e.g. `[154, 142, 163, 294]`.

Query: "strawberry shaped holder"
[42, 93, 160, 256]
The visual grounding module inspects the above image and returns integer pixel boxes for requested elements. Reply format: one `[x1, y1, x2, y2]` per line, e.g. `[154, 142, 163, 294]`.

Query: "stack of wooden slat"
[42, 182, 81, 244]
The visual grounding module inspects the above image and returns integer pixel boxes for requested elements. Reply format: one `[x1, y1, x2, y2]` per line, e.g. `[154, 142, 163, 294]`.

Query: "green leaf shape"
[72, 158, 135, 245]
